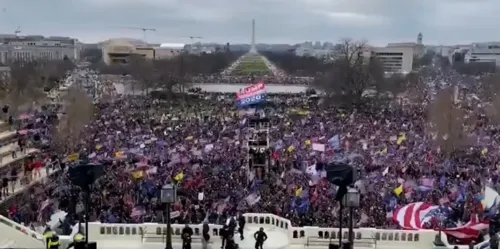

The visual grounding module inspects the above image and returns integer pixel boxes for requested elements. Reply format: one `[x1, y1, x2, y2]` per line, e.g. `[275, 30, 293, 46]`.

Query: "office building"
[0, 35, 79, 63]
[371, 46, 414, 73]
[463, 42, 500, 66]
[359, 46, 414, 73]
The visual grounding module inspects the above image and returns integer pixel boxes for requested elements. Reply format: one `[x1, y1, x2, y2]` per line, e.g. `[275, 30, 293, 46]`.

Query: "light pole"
[161, 184, 176, 249]
[342, 187, 360, 249]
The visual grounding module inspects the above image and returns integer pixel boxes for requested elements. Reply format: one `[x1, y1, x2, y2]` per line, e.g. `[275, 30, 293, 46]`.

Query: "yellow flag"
[295, 187, 303, 197]
[394, 185, 403, 196]
[305, 140, 311, 146]
[287, 145, 295, 152]
[186, 136, 194, 140]
[96, 144, 103, 150]
[396, 134, 406, 145]
[115, 151, 125, 158]
[381, 147, 388, 155]
[67, 153, 79, 162]
[174, 172, 184, 182]
[131, 171, 143, 179]
[482, 148, 488, 155]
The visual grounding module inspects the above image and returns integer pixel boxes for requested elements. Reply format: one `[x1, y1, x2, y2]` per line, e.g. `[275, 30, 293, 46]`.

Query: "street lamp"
[161, 184, 176, 249]
[342, 187, 360, 249]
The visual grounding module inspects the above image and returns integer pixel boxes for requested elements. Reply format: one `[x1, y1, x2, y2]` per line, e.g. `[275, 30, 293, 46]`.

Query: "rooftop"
[0, 34, 76, 42]
[159, 43, 185, 49]
[102, 38, 148, 47]
[386, 42, 418, 47]
[469, 47, 500, 54]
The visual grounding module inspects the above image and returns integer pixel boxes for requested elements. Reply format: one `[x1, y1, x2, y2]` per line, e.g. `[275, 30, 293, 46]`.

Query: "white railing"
[0, 213, 488, 249]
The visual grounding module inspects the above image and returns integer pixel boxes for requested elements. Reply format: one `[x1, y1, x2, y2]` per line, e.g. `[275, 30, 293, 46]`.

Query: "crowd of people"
[190, 75, 314, 85]
[0, 62, 498, 248]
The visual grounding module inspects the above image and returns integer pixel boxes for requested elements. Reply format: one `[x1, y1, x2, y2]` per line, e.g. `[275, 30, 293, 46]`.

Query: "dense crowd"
[190, 75, 313, 85]
[1, 64, 498, 248]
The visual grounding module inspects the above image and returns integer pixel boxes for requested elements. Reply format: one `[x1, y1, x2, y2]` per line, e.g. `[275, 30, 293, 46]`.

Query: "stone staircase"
[0, 119, 38, 170]
[0, 214, 44, 248]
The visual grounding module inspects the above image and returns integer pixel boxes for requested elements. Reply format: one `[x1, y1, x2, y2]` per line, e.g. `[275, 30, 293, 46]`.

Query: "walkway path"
[0, 143, 17, 155]
[0, 130, 15, 141]
[0, 148, 38, 169]
[0, 165, 56, 203]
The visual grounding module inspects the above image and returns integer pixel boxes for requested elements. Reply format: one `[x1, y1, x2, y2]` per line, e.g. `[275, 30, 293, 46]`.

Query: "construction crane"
[14, 26, 20, 36]
[181, 36, 203, 53]
[115, 26, 156, 42]
[187, 36, 202, 43]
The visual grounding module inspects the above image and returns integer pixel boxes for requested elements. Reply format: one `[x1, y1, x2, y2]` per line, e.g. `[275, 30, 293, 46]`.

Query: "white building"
[364, 46, 414, 73]
[386, 42, 425, 58]
[464, 43, 500, 66]
[429, 46, 455, 58]
[0, 35, 80, 63]
[294, 47, 332, 57]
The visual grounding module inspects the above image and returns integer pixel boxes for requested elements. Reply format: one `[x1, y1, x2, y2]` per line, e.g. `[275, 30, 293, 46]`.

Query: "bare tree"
[56, 87, 95, 152]
[0, 61, 48, 114]
[37, 60, 75, 90]
[80, 48, 103, 65]
[127, 55, 158, 94]
[313, 39, 387, 107]
[480, 73, 500, 124]
[428, 87, 472, 155]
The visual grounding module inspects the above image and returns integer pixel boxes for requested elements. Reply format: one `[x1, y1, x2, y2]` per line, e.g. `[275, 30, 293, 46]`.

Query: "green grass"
[231, 56, 271, 75]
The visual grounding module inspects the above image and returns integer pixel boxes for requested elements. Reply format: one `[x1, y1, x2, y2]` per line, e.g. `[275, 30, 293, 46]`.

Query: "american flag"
[394, 202, 488, 239]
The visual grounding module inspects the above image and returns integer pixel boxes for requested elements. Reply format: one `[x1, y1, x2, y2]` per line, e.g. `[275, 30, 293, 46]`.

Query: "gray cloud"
[0, 0, 498, 45]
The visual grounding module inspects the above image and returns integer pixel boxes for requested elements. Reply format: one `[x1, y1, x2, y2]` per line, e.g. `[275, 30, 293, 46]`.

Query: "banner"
[245, 193, 261, 206]
[236, 82, 267, 107]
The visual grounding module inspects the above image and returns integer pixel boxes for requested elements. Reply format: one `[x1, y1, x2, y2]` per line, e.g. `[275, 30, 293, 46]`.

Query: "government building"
[0, 34, 80, 63]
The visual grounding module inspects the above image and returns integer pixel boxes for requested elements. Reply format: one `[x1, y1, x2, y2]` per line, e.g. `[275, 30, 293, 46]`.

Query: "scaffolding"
[247, 117, 270, 180]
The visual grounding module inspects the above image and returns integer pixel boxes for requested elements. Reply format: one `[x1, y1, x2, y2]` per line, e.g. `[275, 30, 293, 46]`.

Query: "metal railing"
[305, 233, 377, 248]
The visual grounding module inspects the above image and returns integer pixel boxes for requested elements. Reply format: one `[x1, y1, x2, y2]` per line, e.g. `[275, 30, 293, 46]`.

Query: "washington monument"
[249, 18, 257, 53]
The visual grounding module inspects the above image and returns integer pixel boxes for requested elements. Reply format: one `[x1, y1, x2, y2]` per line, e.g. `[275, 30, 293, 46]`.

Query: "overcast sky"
[1, 0, 499, 46]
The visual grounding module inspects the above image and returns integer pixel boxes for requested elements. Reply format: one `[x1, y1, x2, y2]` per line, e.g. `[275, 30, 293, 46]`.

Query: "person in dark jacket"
[182, 224, 193, 249]
[253, 227, 267, 249]
[238, 214, 246, 240]
[202, 221, 210, 249]
[220, 224, 229, 249]
[225, 233, 239, 249]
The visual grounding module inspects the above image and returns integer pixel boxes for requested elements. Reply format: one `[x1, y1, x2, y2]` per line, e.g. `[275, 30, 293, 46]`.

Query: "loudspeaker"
[328, 244, 339, 249]
[325, 162, 356, 200]
[68, 163, 104, 190]
[86, 242, 97, 249]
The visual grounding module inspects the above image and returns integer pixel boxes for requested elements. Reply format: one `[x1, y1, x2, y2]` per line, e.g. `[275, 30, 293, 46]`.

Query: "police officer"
[238, 213, 246, 240]
[182, 224, 193, 249]
[47, 233, 61, 249]
[253, 227, 267, 249]
[43, 227, 54, 246]
[66, 232, 85, 249]
[43, 227, 59, 249]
